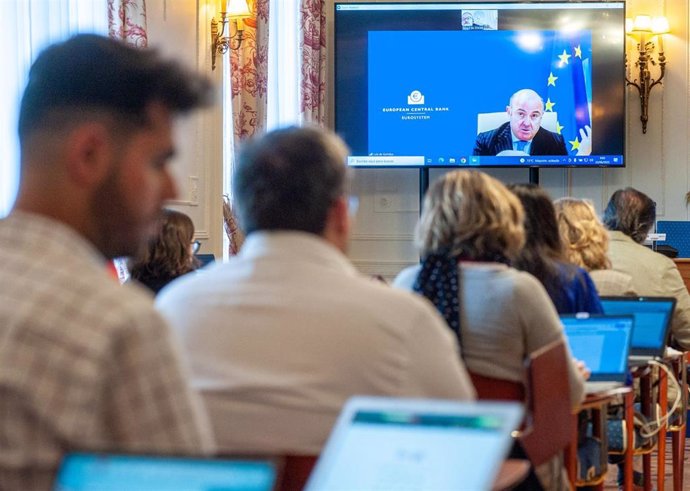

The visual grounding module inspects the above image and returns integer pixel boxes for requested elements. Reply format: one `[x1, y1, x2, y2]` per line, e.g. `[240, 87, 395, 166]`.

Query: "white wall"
[146, 0, 689, 277]
[146, 0, 224, 258]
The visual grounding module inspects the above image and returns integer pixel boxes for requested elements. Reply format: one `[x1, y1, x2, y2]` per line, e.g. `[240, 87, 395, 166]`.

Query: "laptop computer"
[53, 453, 280, 491]
[560, 314, 634, 394]
[304, 396, 524, 491]
[600, 296, 676, 364]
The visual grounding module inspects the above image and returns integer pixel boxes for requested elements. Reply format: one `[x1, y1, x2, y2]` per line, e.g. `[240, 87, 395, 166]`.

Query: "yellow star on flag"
[558, 50, 571, 66]
[544, 98, 555, 112]
[556, 121, 564, 134]
[574, 45, 582, 58]
[547, 72, 558, 86]
[569, 137, 580, 151]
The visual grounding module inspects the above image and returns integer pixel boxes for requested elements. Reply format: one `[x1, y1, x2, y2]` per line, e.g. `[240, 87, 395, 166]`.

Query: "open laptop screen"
[560, 314, 633, 381]
[600, 297, 675, 355]
[53, 453, 279, 491]
[305, 397, 523, 491]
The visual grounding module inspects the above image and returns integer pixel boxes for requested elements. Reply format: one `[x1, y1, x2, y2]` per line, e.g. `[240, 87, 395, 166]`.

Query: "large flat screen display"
[334, 2, 626, 168]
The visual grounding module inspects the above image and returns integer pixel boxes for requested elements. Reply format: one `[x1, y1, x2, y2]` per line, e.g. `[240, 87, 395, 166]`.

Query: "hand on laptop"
[574, 359, 591, 381]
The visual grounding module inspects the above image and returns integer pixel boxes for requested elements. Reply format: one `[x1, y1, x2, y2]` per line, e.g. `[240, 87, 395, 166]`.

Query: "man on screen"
[473, 88, 568, 156]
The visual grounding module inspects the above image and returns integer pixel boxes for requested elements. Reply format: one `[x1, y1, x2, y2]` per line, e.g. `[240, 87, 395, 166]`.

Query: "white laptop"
[560, 314, 634, 394]
[305, 396, 524, 491]
[53, 453, 280, 491]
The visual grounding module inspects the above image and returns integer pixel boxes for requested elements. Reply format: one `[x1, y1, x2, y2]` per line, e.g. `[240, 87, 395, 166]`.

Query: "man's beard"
[89, 166, 158, 260]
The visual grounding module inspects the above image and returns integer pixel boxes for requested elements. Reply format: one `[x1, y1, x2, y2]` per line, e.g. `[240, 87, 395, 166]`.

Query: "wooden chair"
[521, 340, 577, 468]
[277, 454, 318, 491]
[470, 340, 576, 473]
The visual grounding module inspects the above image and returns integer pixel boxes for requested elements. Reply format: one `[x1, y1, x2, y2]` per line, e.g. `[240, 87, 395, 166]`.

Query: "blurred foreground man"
[0, 34, 215, 488]
[157, 126, 476, 454]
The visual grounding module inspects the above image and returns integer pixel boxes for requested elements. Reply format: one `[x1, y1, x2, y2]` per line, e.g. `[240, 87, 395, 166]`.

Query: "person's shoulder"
[477, 121, 510, 139]
[537, 125, 565, 142]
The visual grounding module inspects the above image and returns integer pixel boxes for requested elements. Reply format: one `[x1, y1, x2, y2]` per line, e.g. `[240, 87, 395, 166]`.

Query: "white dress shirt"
[157, 231, 475, 454]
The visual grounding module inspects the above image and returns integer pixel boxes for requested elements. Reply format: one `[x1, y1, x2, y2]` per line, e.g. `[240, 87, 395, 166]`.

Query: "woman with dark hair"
[508, 184, 603, 315]
[129, 209, 200, 294]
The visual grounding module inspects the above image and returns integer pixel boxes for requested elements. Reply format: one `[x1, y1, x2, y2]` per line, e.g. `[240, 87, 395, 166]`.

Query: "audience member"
[508, 184, 604, 314]
[603, 187, 690, 349]
[0, 34, 215, 488]
[129, 208, 200, 294]
[554, 198, 636, 296]
[393, 170, 585, 491]
[156, 126, 475, 455]
[393, 171, 585, 404]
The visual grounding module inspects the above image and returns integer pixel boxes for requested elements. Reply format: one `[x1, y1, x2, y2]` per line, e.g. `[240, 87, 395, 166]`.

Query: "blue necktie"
[515, 141, 528, 152]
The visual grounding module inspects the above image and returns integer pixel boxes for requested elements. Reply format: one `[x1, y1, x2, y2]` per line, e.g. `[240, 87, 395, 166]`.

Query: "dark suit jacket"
[472, 122, 568, 156]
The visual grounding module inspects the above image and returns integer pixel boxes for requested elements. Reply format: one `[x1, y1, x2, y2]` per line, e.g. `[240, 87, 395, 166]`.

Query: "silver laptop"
[600, 296, 676, 364]
[305, 396, 524, 491]
[53, 453, 280, 491]
[560, 314, 634, 394]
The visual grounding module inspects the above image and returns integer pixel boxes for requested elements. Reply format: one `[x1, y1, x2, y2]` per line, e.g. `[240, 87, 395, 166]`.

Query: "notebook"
[560, 314, 634, 394]
[304, 396, 524, 491]
[600, 296, 676, 362]
[53, 453, 280, 491]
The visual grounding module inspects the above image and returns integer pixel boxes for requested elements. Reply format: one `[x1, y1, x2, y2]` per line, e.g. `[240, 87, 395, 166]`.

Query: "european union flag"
[545, 31, 593, 155]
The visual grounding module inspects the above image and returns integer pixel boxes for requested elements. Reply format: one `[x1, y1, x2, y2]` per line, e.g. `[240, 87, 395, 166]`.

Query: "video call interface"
[334, 2, 626, 168]
[601, 299, 674, 349]
[561, 317, 632, 376]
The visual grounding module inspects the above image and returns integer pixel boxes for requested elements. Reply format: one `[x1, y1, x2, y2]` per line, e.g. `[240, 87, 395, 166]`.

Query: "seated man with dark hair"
[604, 187, 690, 349]
[473, 88, 568, 156]
[0, 34, 215, 488]
[157, 125, 476, 455]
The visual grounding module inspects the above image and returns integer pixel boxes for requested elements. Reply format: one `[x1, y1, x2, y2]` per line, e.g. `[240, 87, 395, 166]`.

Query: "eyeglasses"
[192, 240, 201, 254]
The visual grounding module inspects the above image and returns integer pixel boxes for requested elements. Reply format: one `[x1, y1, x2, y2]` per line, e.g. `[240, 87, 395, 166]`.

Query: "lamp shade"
[625, 18, 633, 34]
[632, 15, 653, 32]
[651, 16, 670, 34]
[227, 0, 251, 18]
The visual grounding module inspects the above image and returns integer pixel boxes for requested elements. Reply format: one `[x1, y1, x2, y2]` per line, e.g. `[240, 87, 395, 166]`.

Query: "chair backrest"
[278, 455, 318, 491]
[469, 371, 525, 402]
[520, 340, 576, 467]
[477, 111, 559, 134]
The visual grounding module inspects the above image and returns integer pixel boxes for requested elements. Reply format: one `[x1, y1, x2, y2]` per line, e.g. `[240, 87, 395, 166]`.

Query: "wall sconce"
[211, 0, 251, 71]
[625, 15, 670, 134]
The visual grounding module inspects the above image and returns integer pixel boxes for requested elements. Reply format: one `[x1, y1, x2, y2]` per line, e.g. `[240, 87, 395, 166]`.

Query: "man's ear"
[324, 196, 350, 252]
[506, 105, 512, 116]
[63, 122, 113, 188]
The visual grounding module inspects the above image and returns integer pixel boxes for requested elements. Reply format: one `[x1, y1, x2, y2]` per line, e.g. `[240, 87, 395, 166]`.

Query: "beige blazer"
[608, 231, 690, 349]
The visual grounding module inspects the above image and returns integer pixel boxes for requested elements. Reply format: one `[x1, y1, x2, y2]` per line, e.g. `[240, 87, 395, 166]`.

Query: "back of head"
[232, 126, 349, 235]
[18, 33, 212, 147]
[602, 187, 656, 243]
[129, 209, 197, 286]
[507, 183, 565, 290]
[416, 170, 524, 261]
[508, 183, 563, 256]
[554, 198, 610, 271]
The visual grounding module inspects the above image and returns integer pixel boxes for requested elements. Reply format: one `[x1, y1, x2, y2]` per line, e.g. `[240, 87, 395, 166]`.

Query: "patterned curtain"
[230, 0, 270, 145]
[107, 0, 147, 47]
[299, 0, 326, 125]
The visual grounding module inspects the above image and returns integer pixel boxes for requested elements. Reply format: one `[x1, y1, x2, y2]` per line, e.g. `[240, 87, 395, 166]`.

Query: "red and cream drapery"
[229, 0, 327, 144]
[107, 0, 148, 47]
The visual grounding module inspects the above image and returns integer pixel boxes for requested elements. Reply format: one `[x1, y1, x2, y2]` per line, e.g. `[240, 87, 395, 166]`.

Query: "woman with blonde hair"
[393, 170, 584, 403]
[394, 170, 585, 490]
[554, 198, 635, 296]
[129, 209, 200, 294]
